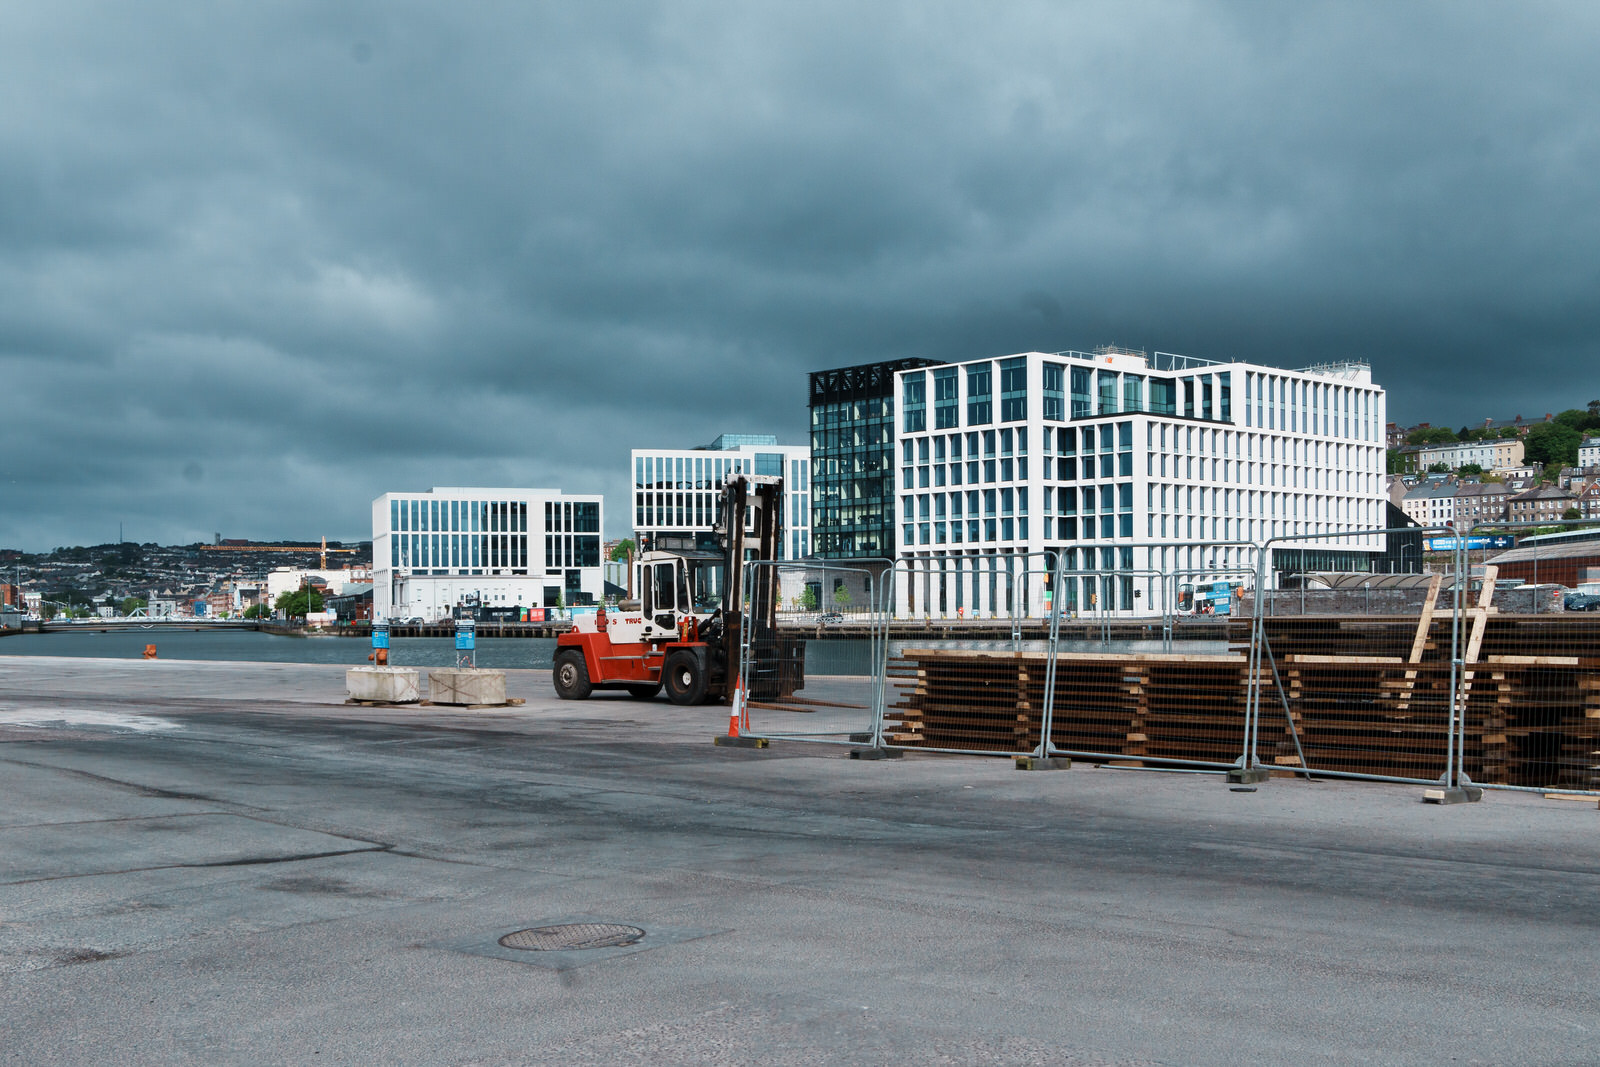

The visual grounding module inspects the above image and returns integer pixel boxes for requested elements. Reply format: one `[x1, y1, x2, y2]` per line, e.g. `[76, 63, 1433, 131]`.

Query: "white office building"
[632, 434, 812, 561]
[892, 350, 1387, 617]
[373, 487, 604, 622]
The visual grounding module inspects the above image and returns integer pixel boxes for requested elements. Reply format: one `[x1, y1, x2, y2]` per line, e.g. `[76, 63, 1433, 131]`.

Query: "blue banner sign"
[1424, 535, 1515, 552]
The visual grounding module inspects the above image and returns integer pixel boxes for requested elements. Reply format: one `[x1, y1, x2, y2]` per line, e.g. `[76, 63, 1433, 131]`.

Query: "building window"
[1123, 375, 1144, 413]
[1150, 379, 1175, 415]
[1098, 370, 1118, 415]
[934, 367, 959, 429]
[903, 372, 926, 433]
[1072, 367, 1092, 418]
[999, 357, 1027, 422]
[1043, 363, 1064, 421]
[967, 365, 992, 425]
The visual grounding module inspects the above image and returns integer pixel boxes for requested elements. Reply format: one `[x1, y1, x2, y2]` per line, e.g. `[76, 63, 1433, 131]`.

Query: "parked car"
[1563, 592, 1600, 612]
[820, 612, 845, 624]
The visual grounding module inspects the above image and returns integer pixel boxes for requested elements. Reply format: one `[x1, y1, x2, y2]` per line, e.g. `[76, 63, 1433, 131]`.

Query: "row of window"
[633, 492, 812, 532]
[1242, 372, 1379, 442]
[633, 453, 801, 491]
[391, 498, 532, 535]
[395, 533, 528, 571]
[903, 361, 1236, 431]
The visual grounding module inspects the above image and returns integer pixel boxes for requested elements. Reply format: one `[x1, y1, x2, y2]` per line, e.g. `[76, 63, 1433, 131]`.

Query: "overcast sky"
[4, 2, 1598, 551]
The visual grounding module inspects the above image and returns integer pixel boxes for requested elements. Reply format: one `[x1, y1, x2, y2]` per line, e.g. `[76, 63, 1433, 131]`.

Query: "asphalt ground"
[2, 655, 1598, 1065]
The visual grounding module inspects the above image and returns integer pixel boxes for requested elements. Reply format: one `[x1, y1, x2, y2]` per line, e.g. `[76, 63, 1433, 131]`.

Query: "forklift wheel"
[552, 650, 592, 700]
[663, 651, 708, 706]
[626, 683, 662, 700]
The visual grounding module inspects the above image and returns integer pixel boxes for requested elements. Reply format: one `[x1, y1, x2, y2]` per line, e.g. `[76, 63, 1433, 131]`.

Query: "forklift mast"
[717, 473, 784, 683]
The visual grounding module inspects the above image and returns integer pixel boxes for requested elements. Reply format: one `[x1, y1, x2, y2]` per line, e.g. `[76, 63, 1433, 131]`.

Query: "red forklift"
[552, 474, 803, 705]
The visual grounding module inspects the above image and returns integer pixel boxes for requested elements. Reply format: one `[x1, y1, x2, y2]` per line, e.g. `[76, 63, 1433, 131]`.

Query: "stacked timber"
[885, 649, 1250, 764]
[884, 606, 1600, 787]
[1234, 605, 1600, 788]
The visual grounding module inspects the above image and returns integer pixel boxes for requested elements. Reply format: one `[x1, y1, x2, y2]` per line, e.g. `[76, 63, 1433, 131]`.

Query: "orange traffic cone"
[726, 677, 745, 737]
[713, 675, 766, 749]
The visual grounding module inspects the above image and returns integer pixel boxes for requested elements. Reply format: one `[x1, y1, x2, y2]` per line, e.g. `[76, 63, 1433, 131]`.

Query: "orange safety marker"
[726, 676, 746, 737]
[143, 644, 157, 659]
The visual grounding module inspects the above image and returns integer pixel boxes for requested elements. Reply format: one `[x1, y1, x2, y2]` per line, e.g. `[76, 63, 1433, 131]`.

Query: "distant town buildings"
[373, 487, 604, 622]
[1400, 436, 1525, 474]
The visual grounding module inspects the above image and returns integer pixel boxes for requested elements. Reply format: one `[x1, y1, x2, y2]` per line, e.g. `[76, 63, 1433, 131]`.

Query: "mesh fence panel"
[882, 553, 1055, 756]
[1456, 523, 1600, 793]
[738, 560, 889, 744]
[732, 523, 1600, 792]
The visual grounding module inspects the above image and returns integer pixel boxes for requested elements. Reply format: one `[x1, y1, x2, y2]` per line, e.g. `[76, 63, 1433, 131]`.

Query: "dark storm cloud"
[4, 1, 1599, 549]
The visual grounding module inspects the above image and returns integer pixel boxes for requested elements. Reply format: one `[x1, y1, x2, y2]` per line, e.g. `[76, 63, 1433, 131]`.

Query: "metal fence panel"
[737, 560, 890, 745]
[734, 522, 1600, 796]
[1459, 520, 1600, 794]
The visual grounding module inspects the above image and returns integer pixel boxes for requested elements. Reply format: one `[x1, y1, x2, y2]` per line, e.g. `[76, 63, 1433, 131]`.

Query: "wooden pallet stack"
[883, 650, 1043, 752]
[885, 649, 1249, 762]
[881, 586, 1599, 786]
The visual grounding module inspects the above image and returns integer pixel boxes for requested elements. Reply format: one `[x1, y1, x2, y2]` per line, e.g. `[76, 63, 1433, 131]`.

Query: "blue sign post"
[455, 618, 476, 668]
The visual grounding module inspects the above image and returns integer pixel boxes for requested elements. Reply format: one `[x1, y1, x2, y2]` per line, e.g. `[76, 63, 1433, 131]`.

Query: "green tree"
[1386, 449, 1408, 474]
[832, 586, 852, 609]
[242, 604, 271, 619]
[1524, 421, 1583, 472]
[119, 596, 147, 616]
[1553, 408, 1600, 432]
[1427, 462, 1450, 473]
[1458, 463, 1484, 477]
[274, 588, 323, 618]
[1407, 426, 1458, 445]
[1563, 507, 1582, 521]
[801, 587, 819, 612]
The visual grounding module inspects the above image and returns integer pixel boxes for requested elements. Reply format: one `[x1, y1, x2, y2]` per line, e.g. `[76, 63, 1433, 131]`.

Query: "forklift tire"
[552, 650, 592, 700]
[663, 651, 708, 706]
[626, 683, 662, 700]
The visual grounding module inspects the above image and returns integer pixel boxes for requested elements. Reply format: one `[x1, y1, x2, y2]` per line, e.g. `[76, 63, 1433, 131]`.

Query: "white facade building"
[1580, 437, 1600, 468]
[1407, 437, 1525, 472]
[632, 434, 811, 561]
[373, 487, 604, 622]
[1399, 479, 1457, 529]
[892, 350, 1387, 617]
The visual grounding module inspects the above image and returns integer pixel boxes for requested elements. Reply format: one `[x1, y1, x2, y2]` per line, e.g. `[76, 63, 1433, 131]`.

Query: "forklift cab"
[640, 551, 726, 634]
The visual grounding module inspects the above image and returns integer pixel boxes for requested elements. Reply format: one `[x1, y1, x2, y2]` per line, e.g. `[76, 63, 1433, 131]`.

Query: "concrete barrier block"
[346, 667, 421, 704]
[428, 668, 507, 706]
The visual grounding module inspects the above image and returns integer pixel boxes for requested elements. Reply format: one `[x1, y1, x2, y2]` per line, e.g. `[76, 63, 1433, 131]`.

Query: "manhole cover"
[498, 923, 645, 951]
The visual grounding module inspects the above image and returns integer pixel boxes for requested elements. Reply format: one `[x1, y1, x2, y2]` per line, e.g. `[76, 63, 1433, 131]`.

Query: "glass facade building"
[631, 436, 811, 561]
[372, 486, 604, 620]
[808, 359, 943, 559]
[892, 350, 1388, 617]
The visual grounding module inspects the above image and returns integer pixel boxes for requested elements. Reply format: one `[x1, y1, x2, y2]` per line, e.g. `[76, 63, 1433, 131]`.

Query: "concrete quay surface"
[2, 656, 1598, 1066]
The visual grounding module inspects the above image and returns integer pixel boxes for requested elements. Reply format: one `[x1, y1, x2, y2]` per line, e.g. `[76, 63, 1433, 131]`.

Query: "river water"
[0, 629, 1227, 673]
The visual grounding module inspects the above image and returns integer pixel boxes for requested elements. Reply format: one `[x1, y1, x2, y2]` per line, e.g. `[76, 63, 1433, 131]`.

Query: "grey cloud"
[4, 1, 1600, 549]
